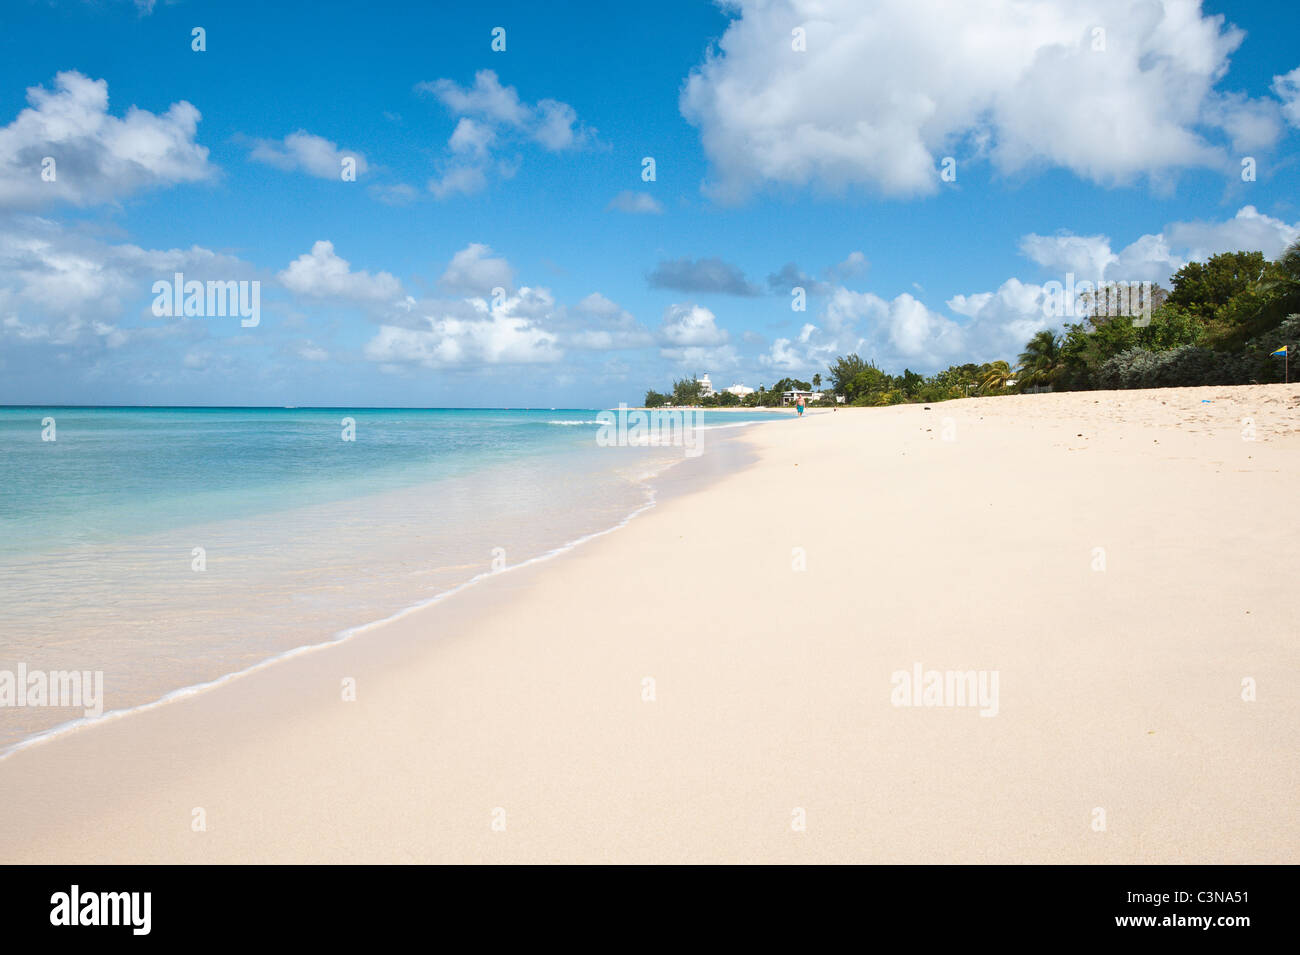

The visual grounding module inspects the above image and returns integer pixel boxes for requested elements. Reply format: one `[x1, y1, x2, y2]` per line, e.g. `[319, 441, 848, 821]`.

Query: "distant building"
[696, 374, 717, 398]
[725, 383, 755, 397]
[781, 389, 825, 405]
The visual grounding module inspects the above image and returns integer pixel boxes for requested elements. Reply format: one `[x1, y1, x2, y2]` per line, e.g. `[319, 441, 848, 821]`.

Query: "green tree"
[827, 355, 868, 395]
[1017, 330, 1064, 390]
[979, 360, 1016, 394]
[671, 376, 702, 406]
[1167, 251, 1266, 319]
[1212, 240, 1300, 349]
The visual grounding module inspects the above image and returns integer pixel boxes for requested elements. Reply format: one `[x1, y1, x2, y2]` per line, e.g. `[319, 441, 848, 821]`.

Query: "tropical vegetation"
[643, 242, 1299, 408]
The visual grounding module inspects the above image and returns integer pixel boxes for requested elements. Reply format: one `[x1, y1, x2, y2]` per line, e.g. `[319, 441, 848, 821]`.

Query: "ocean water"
[0, 407, 777, 752]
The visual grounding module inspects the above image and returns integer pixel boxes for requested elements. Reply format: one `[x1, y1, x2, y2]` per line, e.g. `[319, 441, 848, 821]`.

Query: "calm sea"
[0, 406, 777, 752]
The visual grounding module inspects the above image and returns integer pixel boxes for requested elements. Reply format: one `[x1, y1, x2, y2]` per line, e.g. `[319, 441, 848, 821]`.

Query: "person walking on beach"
[796, 394, 805, 417]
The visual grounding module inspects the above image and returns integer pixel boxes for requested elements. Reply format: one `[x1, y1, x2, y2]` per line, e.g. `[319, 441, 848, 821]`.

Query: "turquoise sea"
[0, 406, 779, 751]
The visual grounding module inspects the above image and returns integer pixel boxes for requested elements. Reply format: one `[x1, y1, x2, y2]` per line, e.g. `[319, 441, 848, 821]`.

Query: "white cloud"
[249, 130, 368, 180]
[1201, 91, 1283, 153]
[428, 165, 488, 199]
[935, 207, 1300, 366]
[447, 118, 495, 157]
[1272, 66, 1300, 127]
[438, 243, 514, 295]
[1019, 233, 1121, 280]
[1021, 206, 1300, 285]
[419, 71, 593, 151]
[762, 322, 843, 373]
[0, 214, 250, 324]
[681, 0, 1273, 200]
[533, 99, 588, 151]
[416, 71, 594, 199]
[606, 191, 663, 214]
[278, 240, 402, 302]
[364, 288, 561, 368]
[947, 278, 1054, 360]
[761, 286, 969, 374]
[0, 215, 256, 374]
[656, 303, 737, 365]
[428, 165, 489, 199]
[658, 303, 729, 346]
[0, 71, 213, 210]
[418, 71, 531, 127]
[1165, 206, 1300, 264]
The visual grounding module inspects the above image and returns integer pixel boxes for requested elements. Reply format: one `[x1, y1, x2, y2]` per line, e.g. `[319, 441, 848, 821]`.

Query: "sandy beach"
[2, 384, 1297, 864]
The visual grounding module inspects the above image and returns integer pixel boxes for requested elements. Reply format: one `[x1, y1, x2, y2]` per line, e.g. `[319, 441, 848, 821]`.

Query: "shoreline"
[2, 384, 1296, 863]
[0, 423, 767, 761]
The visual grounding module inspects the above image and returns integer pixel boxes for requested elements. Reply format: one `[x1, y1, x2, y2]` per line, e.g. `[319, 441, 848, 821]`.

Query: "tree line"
[822, 241, 1299, 407]
[642, 242, 1299, 408]
[644, 375, 825, 408]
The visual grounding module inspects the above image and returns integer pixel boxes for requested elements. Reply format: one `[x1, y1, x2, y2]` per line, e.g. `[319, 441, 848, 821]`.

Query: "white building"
[725, 383, 755, 398]
[696, 374, 717, 398]
[781, 389, 825, 405]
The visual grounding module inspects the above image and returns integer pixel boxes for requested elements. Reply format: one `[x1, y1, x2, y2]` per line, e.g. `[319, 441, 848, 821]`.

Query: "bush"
[1094, 314, 1299, 389]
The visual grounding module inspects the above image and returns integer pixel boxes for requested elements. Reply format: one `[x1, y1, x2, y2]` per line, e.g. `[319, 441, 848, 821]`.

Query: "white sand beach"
[2, 384, 1297, 864]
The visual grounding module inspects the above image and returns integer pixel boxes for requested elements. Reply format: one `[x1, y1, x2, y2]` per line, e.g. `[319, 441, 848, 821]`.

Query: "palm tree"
[979, 360, 1017, 394]
[812, 373, 822, 390]
[1017, 331, 1062, 391]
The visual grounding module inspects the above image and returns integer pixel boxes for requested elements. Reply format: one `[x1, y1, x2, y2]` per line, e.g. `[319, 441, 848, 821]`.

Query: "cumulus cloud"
[1272, 66, 1300, 127]
[0, 214, 258, 389]
[0, 214, 251, 325]
[447, 118, 495, 157]
[681, 0, 1276, 201]
[248, 130, 368, 180]
[364, 287, 561, 368]
[1164, 206, 1300, 263]
[760, 285, 981, 376]
[437, 243, 515, 295]
[418, 71, 531, 127]
[648, 256, 760, 296]
[1021, 206, 1300, 284]
[656, 302, 738, 366]
[946, 278, 1055, 359]
[659, 303, 729, 346]
[416, 70, 595, 198]
[0, 70, 213, 210]
[606, 191, 663, 214]
[278, 240, 402, 302]
[533, 100, 586, 150]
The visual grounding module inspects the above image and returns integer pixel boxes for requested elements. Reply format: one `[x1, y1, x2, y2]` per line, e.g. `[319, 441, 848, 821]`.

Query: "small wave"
[695, 420, 764, 431]
[0, 477, 664, 762]
[546, 419, 603, 425]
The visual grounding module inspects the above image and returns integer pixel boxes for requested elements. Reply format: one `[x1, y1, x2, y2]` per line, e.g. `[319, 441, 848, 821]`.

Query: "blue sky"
[1, 0, 1298, 407]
